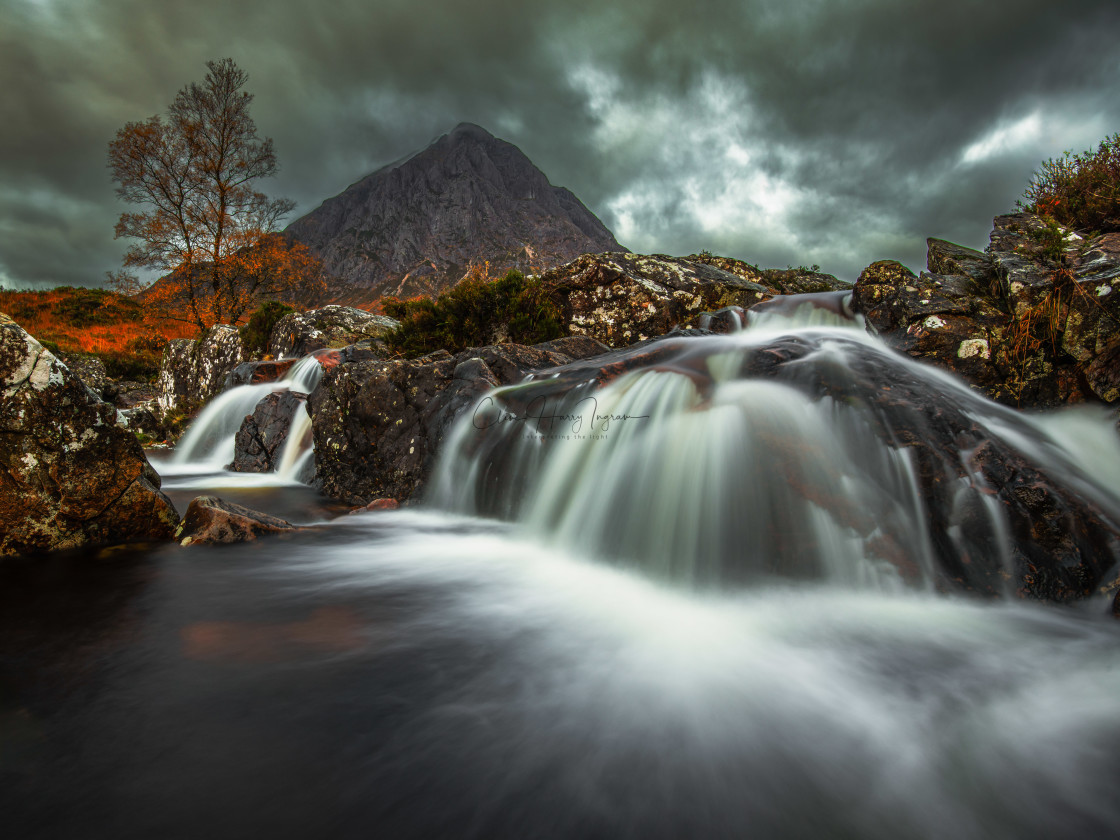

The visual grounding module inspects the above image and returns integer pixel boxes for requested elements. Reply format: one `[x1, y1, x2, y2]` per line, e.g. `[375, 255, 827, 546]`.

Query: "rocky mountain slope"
[285, 123, 624, 301]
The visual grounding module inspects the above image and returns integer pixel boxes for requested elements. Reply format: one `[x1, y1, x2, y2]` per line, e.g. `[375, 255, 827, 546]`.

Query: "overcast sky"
[2, 0, 1119, 290]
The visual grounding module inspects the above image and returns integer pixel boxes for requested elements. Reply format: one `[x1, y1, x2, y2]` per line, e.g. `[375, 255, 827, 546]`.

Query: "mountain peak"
[287, 126, 625, 302]
[446, 122, 495, 143]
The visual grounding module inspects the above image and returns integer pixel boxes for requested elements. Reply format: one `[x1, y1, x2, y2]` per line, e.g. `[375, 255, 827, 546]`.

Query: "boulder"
[0, 314, 179, 554]
[229, 390, 307, 473]
[175, 496, 295, 546]
[266, 306, 398, 359]
[155, 325, 245, 415]
[309, 341, 580, 505]
[540, 253, 774, 347]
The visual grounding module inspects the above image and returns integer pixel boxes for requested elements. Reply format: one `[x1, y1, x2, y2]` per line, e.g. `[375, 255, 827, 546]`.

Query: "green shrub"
[1020, 133, 1120, 233]
[383, 270, 564, 357]
[95, 350, 161, 382]
[240, 301, 295, 356]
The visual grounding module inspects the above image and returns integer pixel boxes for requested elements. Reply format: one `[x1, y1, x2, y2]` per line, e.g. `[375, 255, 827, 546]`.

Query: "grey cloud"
[1, 0, 1118, 289]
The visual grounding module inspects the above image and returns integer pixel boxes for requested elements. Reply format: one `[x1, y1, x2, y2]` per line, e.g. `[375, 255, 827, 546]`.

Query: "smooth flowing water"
[3, 299, 1120, 840]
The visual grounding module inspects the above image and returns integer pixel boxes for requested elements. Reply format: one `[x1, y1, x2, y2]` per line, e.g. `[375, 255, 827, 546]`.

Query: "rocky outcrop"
[851, 259, 1015, 399]
[155, 324, 245, 415]
[851, 213, 1120, 411]
[309, 338, 608, 505]
[0, 314, 179, 554]
[286, 122, 625, 301]
[175, 496, 295, 546]
[541, 253, 779, 347]
[229, 391, 307, 473]
[266, 306, 397, 359]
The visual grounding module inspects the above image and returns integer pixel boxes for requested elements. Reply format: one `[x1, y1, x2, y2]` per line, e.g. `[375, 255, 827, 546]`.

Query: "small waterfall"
[169, 354, 323, 479]
[430, 293, 1120, 592]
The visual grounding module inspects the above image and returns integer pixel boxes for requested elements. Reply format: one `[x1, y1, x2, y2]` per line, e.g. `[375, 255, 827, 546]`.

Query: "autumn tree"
[108, 58, 320, 330]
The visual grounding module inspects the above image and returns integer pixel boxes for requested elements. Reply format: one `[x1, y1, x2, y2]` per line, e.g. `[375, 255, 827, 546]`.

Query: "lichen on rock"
[0, 313, 179, 555]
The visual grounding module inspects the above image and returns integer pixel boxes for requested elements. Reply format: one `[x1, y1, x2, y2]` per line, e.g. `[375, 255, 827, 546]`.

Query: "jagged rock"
[175, 496, 295, 546]
[852, 260, 1013, 396]
[229, 391, 307, 473]
[541, 253, 774, 347]
[850, 218, 1120, 412]
[926, 238, 998, 287]
[988, 213, 1080, 319]
[266, 306, 397, 359]
[286, 123, 626, 301]
[0, 314, 179, 554]
[1056, 232, 1120, 403]
[63, 355, 115, 401]
[155, 325, 245, 415]
[225, 358, 298, 389]
[309, 342, 577, 505]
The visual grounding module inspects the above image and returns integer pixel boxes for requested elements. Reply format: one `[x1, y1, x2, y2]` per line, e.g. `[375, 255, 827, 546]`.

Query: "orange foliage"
[140, 234, 326, 329]
[0, 288, 195, 356]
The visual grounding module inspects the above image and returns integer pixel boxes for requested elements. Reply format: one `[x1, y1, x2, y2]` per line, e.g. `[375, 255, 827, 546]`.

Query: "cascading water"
[12, 295, 1120, 839]
[167, 354, 323, 480]
[429, 292, 1120, 596]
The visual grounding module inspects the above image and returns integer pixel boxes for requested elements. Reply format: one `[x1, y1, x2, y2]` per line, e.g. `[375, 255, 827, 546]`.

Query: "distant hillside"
[286, 123, 625, 301]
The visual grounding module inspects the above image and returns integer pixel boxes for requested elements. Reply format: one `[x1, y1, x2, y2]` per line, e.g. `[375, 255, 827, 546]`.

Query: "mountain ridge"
[285, 123, 626, 301]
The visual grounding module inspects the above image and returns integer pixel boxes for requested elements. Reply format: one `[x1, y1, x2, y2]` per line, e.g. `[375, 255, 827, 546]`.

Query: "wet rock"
[742, 332, 1120, 602]
[350, 498, 400, 514]
[455, 329, 1120, 604]
[530, 335, 611, 361]
[225, 359, 298, 389]
[175, 495, 295, 546]
[309, 343, 574, 504]
[229, 391, 307, 473]
[0, 314, 179, 554]
[683, 306, 748, 334]
[155, 325, 245, 415]
[541, 253, 774, 347]
[266, 306, 398, 359]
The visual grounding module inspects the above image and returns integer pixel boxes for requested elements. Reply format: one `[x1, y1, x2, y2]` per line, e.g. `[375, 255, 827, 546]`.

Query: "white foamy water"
[166, 355, 323, 481]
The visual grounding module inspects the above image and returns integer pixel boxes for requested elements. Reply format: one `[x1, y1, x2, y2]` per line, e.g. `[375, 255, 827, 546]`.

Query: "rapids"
[3, 294, 1120, 839]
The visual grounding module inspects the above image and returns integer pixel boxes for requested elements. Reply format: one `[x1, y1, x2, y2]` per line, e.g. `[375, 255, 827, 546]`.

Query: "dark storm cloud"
[1, 0, 1118, 288]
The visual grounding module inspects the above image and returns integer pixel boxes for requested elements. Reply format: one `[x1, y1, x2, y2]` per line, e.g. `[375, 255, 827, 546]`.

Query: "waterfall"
[168, 355, 323, 480]
[429, 292, 1120, 592]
